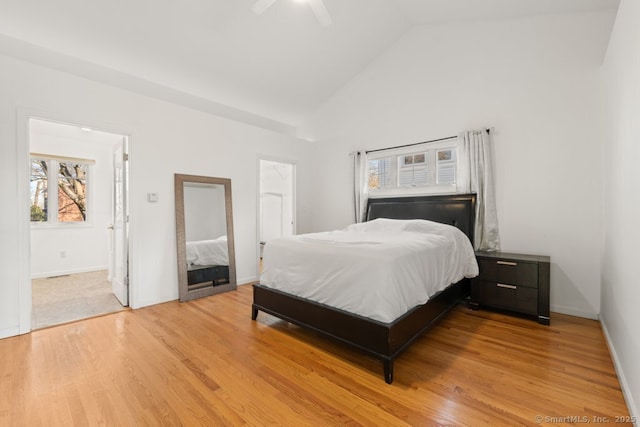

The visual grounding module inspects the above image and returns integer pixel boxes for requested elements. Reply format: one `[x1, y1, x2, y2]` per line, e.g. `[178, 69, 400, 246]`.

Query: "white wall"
[29, 124, 118, 278]
[184, 184, 226, 241]
[0, 53, 314, 338]
[602, 0, 640, 418]
[300, 11, 616, 319]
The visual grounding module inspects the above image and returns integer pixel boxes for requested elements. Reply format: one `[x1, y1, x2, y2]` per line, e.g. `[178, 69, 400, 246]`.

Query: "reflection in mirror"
[175, 174, 236, 302]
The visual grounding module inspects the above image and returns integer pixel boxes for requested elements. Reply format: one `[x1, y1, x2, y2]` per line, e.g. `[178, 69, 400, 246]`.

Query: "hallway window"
[30, 159, 48, 222]
[30, 156, 90, 223]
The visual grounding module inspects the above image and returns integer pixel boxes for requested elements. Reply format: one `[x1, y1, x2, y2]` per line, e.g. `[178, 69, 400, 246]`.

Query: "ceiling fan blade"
[252, 0, 278, 15]
[308, 0, 332, 26]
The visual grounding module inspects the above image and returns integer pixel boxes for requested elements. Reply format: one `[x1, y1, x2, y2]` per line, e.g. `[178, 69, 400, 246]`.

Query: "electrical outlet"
[60, 251, 66, 259]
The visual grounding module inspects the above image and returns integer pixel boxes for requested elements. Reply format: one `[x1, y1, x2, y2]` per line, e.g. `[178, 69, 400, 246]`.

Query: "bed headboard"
[366, 194, 477, 245]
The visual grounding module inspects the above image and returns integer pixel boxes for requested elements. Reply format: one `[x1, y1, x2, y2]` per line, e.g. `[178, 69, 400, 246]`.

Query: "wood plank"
[0, 284, 631, 426]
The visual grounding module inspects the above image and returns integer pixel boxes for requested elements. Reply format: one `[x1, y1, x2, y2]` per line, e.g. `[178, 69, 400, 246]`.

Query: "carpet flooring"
[31, 270, 125, 330]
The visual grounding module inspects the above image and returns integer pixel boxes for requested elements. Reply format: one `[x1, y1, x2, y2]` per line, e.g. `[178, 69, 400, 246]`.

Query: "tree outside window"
[30, 157, 89, 223]
[30, 159, 48, 221]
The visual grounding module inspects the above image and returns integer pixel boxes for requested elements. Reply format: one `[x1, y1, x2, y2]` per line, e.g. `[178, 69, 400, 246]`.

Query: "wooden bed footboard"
[252, 279, 470, 384]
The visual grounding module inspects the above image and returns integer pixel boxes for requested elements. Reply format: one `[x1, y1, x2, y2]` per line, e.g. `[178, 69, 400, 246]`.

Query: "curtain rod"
[364, 128, 491, 155]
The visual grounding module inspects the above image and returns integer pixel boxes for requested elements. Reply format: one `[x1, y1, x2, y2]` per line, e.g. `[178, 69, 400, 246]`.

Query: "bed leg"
[383, 360, 394, 384]
[251, 306, 258, 320]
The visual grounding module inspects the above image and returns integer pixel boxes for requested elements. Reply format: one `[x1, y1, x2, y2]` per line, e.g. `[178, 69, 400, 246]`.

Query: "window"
[399, 152, 427, 187]
[30, 156, 90, 224]
[367, 143, 459, 195]
[436, 149, 456, 184]
[30, 159, 48, 221]
[368, 157, 392, 190]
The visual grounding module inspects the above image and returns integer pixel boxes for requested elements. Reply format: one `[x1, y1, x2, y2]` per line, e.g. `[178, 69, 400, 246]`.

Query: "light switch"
[148, 192, 158, 202]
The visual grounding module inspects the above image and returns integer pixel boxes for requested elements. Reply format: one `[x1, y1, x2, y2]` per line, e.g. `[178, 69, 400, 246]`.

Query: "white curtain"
[459, 129, 500, 251]
[352, 151, 369, 223]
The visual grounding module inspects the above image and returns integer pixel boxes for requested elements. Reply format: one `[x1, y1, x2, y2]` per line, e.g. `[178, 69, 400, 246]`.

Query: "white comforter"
[186, 236, 228, 267]
[260, 219, 478, 323]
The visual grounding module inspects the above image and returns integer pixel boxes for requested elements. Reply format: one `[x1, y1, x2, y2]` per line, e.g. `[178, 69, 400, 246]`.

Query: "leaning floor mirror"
[175, 174, 237, 302]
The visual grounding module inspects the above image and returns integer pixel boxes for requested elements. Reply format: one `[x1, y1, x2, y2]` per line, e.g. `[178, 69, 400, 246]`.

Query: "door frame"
[110, 137, 130, 306]
[17, 108, 133, 334]
[256, 156, 296, 278]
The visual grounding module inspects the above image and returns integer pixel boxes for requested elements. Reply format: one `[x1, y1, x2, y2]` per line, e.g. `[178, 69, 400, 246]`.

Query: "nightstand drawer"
[478, 258, 538, 288]
[472, 280, 538, 315]
[498, 284, 537, 315]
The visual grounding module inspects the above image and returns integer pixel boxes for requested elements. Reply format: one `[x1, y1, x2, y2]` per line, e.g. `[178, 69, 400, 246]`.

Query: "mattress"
[260, 218, 478, 323]
[186, 236, 228, 267]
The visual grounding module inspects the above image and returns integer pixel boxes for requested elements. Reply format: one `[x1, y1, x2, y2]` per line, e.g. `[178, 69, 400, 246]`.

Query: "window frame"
[367, 139, 461, 197]
[435, 147, 457, 185]
[398, 151, 428, 188]
[29, 154, 93, 228]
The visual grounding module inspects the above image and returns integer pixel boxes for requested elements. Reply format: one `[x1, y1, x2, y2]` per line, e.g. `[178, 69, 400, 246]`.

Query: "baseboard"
[600, 316, 639, 423]
[550, 303, 599, 320]
[31, 265, 109, 279]
[238, 281, 259, 287]
[0, 325, 20, 340]
[238, 275, 259, 286]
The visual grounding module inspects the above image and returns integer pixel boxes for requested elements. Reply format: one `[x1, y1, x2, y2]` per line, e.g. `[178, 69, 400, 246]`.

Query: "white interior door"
[259, 159, 295, 245]
[261, 193, 283, 242]
[111, 140, 129, 305]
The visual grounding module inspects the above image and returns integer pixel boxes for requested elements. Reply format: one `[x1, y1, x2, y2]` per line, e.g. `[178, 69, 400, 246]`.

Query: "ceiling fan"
[251, 0, 333, 26]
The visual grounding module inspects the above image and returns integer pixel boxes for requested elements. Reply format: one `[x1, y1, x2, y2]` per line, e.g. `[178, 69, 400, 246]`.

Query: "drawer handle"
[497, 283, 517, 290]
[497, 261, 517, 266]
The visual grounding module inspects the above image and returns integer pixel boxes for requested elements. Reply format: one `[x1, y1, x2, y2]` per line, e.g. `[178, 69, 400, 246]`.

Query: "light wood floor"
[0, 284, 630, 426]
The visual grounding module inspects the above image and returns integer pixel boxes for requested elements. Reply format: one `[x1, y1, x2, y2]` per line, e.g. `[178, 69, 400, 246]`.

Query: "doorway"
[258, 159, 295, 268]
[28, 118, 129, 329]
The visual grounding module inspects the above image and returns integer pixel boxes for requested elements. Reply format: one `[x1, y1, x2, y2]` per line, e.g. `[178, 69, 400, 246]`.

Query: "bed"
[186, 236, 230, 288]
[251, 194, 478, 384]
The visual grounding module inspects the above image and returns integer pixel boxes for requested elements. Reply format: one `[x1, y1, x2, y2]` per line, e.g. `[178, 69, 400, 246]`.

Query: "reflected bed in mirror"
[175, 174, 236, 302]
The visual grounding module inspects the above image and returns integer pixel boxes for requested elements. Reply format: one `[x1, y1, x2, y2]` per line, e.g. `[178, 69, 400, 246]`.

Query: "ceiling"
[0, 0, 620, 135]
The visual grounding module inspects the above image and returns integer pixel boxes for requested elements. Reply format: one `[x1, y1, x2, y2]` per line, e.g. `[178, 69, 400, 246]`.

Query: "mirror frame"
[175, 173, 237, 302]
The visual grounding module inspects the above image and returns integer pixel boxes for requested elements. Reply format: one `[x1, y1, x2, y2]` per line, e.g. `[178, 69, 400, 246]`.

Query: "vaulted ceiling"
[0, 0, 620, 135]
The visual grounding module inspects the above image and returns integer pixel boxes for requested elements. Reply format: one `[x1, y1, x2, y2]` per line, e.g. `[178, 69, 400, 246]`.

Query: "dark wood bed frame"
[251, 193, 477, 384]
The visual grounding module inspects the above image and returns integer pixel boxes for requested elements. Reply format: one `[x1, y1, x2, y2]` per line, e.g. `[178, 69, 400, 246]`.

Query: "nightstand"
[469, 251, 550, 325]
